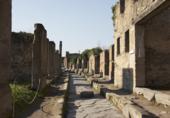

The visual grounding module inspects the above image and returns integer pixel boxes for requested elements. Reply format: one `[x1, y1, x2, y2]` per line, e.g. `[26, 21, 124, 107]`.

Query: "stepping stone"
[80, 91, 94, 98]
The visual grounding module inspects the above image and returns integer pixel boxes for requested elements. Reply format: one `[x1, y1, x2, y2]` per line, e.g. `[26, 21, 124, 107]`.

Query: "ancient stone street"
[66, 74, 124, 118]
[1, 0, 170, 118]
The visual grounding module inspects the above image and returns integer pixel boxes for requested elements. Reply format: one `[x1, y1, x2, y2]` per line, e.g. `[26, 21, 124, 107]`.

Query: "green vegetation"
[10, 84, 42, 111]
[68, 47, 102, 65]
[81, 47, 102, 58]
[69, 55, 78, 65]
[112, 5, 116, 26]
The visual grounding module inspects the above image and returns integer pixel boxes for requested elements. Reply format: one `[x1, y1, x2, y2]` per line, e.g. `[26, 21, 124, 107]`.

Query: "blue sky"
[12, 0, 116, 56]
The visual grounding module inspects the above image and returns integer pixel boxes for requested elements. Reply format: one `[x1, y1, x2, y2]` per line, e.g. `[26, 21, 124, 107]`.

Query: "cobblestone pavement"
[66, 74, 124, 118]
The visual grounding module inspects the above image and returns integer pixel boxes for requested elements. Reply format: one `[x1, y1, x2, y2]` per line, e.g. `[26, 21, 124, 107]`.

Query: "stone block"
[124, 104, 155, 118]
[155, 92, 170, 106]
[134, 88, 156, 101]
[106, 93, 133, 109]
[134, 87, 144, 95]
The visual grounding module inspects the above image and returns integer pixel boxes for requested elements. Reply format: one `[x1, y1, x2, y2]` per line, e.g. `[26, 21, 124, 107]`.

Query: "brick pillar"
[0, 0, 12, 116]
[32, 23, 47, 89]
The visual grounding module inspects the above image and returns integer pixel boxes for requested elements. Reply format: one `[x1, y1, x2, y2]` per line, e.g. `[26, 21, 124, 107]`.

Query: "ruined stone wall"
[109, 45, 114, 81]
[144, 6, 170, 89]
[0, 0, 12, 116]
[11, 32, 33, 83]
[114, 0, 168, 90]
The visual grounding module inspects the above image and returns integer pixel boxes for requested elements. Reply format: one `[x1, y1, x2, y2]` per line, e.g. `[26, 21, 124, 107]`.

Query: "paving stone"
[66, 74, 124, 118]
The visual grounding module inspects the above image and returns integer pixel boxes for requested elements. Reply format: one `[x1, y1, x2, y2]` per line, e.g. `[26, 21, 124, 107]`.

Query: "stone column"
[95, 55, 100, 74]
[59, 41, 62, 58]
[0, 0, 12, 116]
[55, 50, 60, 76]
[32, 23, 47, 90]
[44, 31, 48, 77]
[65, 51, 69, 69]
[49, 41, 55, 77]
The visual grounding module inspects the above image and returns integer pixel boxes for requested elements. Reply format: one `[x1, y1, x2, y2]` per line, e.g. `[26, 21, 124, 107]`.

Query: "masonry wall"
[144, 6, 170, 89]
[11, 32, 33, 83]
[114, 0, 167, 90]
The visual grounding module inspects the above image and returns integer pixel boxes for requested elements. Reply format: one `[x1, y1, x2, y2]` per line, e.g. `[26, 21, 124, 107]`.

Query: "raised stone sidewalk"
[85, 75, 170, 118]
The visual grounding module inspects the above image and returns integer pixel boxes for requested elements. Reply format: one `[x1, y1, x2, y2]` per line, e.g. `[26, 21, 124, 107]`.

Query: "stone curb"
[58, 72, 69, 118]
[134, 87, 170, 106]
[106, 93, 157, 118]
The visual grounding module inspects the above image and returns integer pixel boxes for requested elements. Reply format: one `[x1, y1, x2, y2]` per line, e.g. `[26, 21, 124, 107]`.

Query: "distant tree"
[69, 55, 79, 65]
[68, 47, 102, 65]
[91, 47, 102, 56]
[112, 5, 116, 26]
[81, 47, 102, 58]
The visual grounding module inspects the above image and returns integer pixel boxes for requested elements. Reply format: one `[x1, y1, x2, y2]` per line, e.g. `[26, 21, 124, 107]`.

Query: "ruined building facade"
[114, 0, 170, 91]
